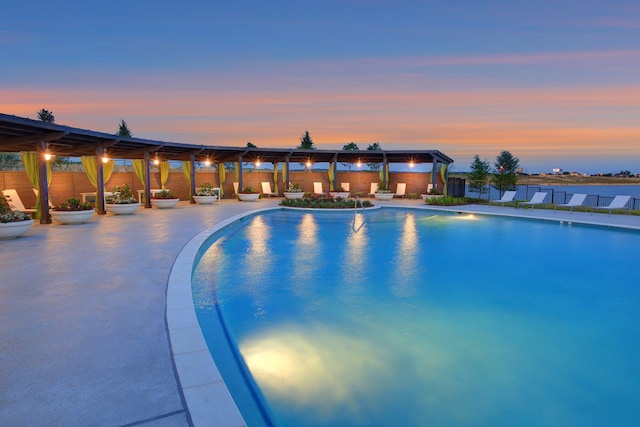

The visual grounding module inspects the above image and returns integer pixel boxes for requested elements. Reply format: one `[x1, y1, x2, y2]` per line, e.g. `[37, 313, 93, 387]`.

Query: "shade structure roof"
[0, 113, 453, 165]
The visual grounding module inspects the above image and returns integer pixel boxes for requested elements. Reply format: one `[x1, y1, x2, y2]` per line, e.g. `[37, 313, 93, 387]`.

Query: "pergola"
[0, 113, 453, 223]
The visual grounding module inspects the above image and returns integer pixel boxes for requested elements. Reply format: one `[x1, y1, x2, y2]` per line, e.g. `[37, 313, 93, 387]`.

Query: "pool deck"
[1, 199, 638, 427]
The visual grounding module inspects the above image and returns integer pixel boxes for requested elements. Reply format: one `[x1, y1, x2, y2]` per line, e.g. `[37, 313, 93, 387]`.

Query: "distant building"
[552, 168, 563, 175]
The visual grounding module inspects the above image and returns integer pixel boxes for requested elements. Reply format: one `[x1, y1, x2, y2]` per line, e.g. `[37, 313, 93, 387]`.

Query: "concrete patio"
[1, 198, 638, 426]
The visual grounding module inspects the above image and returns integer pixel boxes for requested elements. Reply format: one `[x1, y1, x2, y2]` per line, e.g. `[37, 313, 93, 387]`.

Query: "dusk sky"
[2, 1, 639, 173]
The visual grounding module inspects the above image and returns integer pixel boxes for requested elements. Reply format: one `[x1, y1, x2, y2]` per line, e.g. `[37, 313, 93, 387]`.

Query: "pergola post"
[189, 153, 196, 204]
[285, 155, 290, 189]
[237, 155, 243, 190]
[95, 147, 106, 215]
[144, 152, 152, 208]
[37, 140, 51, 224]
[431, 159, 439, 192]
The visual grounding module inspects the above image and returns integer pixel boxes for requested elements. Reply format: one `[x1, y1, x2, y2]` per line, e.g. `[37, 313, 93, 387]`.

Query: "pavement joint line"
[119, 409, 186, 426]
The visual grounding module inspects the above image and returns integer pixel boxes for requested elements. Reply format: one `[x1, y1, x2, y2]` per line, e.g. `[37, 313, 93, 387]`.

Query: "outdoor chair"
[2, 189, 36, 214]
[313, 182, 325, 195]
[594, 195, 631, 215]
[340, 182, 350, 193]
[517, 192, 548, 209]
[489, 190, 517, 207]
[368, 183, 379, 197]
[554, 193, 588, 213]
[233, 182, 239, 198]
[394, 183, 407, 198]
[261, 182, 277, 197]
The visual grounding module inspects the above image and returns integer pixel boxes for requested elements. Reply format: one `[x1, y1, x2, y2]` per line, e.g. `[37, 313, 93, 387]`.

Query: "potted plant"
[50, 197, 95, 224]
[0, 194, 34, 239]
[374, 184, 394, 201]
[150, 189, 180, 208]
[329, 185, 350, 199]
[284, 182, 305, 200]
[237, 186, 260, 201]
[106, 184, 141, 215]
[193, 182, 219, 204]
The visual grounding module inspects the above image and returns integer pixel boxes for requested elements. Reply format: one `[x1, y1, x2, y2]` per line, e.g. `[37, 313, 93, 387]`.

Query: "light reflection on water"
[193, 209, 640, 427]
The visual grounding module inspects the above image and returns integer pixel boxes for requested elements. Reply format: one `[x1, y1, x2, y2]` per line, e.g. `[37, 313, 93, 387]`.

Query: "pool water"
[192, 209, 640, 427]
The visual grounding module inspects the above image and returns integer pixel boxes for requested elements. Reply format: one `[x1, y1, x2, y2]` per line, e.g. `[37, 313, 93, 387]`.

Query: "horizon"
[1, 1, 639, 174]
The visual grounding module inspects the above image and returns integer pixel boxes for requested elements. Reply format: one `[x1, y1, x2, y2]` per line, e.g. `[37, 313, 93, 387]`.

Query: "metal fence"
[465, 180, 640, 210]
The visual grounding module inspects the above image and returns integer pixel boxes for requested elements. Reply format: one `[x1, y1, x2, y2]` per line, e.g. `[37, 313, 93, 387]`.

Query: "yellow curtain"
[218, 164, 225, 198]
[81, 156, 98, 188]
[132, 159, 146, 187]
[328, 162, 335, 191]
[273, 163, 279, 194]
[160, 161, 170, 189]
[20, 151, 51, 219]
[234, 162, 240, 180]
[281, 162, 287, 185]
[103, 160, 115, 184]
[440, 164, 448, 196]
[182, 161, 192, 198]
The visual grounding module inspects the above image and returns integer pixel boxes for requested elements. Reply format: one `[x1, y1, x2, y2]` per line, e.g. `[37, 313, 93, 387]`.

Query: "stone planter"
[106, 203, 141, 215]
[193, 195, 218, 205]
[50, 209, 95, 225]
[238, 193, 260, 202]
[330, 192, 351, 199]
[0, 219, 34, 240]
[151, 198, 180, 209]
[284, 192, 305, 200]
[374, 192, 394, 201]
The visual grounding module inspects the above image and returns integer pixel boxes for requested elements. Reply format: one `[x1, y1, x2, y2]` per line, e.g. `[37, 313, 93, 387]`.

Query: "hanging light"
[255, 157, 261, 167]
[204, 156, 212, 167]
[356, 158, 362, 168]
[153, 153, 160, 165]
[101, 149, 109, 163]
[306, 158, 312, 168]
[408, 159, 415, 168]
[44, 144, 52, 161]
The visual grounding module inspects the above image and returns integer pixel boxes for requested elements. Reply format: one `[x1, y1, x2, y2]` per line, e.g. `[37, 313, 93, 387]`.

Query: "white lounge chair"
[420, 184, 434, 199]
[2, 189, 36, 213]
[594, 195, 631, 215]
[340, 182, 350, 193]
[313, 182, 325, 195]
[555, 193, 588, 213]
[489, 190, 517, 207]
[394, 183, 407, 198]
[368, 183, 379, 197]
[518, 192, 548, 209]
[261, 182, 277, 197]
[233, 182, 239, 198]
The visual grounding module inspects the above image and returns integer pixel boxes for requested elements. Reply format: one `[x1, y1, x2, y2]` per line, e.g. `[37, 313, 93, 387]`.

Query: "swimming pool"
[192, 208, 640, 426]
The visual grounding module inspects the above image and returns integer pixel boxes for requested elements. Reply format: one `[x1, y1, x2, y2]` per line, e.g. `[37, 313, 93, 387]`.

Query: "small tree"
[492, 150, 520, 194]
[468, 155, 491, 194]
[297, 131, 315, 170]
[366, 142, 382, 172]
[341, 142, 359, 171]
[37, 109, 55, 123]
[0, 153, 21, 170]
[298, 131, 314, 149]
[117, 119, 132, 137]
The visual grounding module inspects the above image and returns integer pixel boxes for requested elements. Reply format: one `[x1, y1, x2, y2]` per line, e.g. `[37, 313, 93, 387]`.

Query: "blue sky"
[2, 0, 639, 173]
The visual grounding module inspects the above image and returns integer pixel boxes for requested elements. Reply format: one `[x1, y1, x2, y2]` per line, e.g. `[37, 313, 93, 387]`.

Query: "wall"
[1, 170, 442, 205]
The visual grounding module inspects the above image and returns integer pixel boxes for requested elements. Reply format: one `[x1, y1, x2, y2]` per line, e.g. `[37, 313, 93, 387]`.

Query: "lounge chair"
[368, 183, 379, 197]
[394, 183, 407, 198]
[517, 192, 548, 209]
[555, 193, 588, 213]
[2, 189, 37, 213]
[313, 182, 325, 195]
[594, 195, 631, 215]
[340, 182, 350, 193]
[261, 182, 277, 197]
[420, 184, 434, 199]
[489, 190, 517, 207]
[233, 182, 239, 198]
